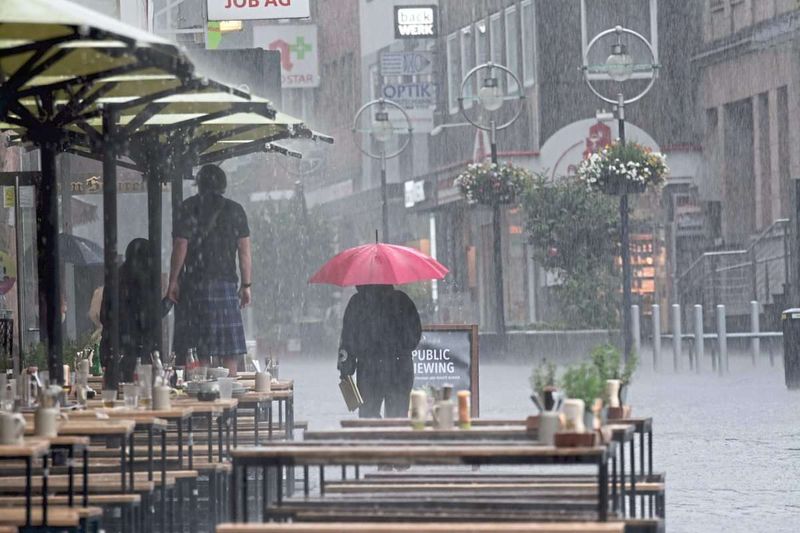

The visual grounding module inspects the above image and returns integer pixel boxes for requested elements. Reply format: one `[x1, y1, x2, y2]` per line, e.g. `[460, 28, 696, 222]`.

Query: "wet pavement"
[279, 350, 800, 533]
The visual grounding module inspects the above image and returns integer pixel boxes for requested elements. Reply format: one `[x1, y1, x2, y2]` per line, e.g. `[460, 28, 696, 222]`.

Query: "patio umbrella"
[309, 243, 449, 287]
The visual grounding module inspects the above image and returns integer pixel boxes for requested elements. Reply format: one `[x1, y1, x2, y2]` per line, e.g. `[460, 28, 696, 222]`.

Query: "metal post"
[618, 94, 633, 364]
[14, 175, 24, 375]
[490, 120, 505, 336]
[631, 304, 641, 357]
[671, 303, 681, 373]
[380, 151, 389, 242]
[750, 300, 760, 366]
[652, 304, 661, 372]
[36, 142, 63, 384]
[716, 304, 727, 376]
[694, 304, 704, 374]
[146, 167, 162, 356]
[102, 106, 120, 390]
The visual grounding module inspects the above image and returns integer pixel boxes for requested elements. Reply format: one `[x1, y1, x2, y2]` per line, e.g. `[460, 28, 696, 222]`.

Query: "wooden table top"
[30, 410, 168, 429]
[236, 390, 292, 403]
[0, 437, 50, 458]
[24, 419, 135, 437]
[172, 398, 238, 413]
[232, 443, 607, 462]
[340, 418, 528, 428]
[215, 523, 625, 533]
[304, 427, 539, 442]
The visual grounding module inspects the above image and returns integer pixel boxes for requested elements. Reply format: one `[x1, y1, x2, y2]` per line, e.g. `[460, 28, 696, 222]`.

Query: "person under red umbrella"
[337, 284, 421, 418]
[310, 241, 445, 418]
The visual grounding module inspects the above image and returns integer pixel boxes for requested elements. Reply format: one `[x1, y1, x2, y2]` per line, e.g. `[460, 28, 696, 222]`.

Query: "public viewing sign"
[394, 5, 438, 39]
[254, 24, 319, 88]
[412, 325, 479, 416]
[207, 0, 310, 21]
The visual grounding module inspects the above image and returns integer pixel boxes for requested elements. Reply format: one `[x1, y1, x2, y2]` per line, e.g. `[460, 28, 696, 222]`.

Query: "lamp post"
[582, 25, 659, 363]
[352, 98, 412, 242]
[458, 61, 525, 335]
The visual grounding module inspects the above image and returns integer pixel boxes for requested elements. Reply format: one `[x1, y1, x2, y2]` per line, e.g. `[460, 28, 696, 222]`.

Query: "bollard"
[717, 304, 728, 375]
[694, 305, 704, 374]
[750, 300, 760, 366]
[632, 305, 641, 358]
[652, 304, 661, 372]
[781, 308, 800, 389]
[672, 304, 681, 373]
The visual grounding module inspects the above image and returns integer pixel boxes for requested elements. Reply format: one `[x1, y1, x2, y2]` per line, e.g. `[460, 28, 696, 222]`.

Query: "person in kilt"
[167, 165, 252, 376]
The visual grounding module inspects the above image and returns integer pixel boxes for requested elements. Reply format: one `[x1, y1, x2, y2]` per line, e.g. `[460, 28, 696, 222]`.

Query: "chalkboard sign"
[412, 324, 479, 416]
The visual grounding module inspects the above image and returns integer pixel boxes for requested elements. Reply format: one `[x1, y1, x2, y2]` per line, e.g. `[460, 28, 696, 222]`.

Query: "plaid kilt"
[173, 279, 246, 362]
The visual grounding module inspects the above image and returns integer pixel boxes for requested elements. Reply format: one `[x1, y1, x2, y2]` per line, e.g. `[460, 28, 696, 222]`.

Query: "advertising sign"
[207, 0, 310, 22]
[412, 325, 479, 416]
[394, 5, 438, 39]
[254, 24, 319, 88]
[380, 51, 433, 76]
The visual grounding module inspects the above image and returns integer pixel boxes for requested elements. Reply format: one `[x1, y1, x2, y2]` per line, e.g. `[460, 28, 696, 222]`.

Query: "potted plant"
[590, 343, 638, 408]
[455, 161, 532, 206]
[559, 362, 604, 432]
[529, 359, 558, 412]
[576, 141, 668, 195]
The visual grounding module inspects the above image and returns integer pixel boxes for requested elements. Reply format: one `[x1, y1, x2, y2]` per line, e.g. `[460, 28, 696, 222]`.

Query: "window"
[490, 12, 503, 66]
[505, 5, 519, 94]
[460, 25, 476, 109]
[446, 32, 461, 114]
[475, 18, 488, 65]
[521, 0, 535, 87]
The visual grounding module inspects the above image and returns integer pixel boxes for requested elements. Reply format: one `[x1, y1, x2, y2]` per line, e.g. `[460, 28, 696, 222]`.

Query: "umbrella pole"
[102, 107, 121, 391]
[36, 142, 64, 384]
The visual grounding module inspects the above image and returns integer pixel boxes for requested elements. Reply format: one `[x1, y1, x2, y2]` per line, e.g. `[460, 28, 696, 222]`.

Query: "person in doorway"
[167, 164, 252, 376]
[100, 238, 153, 383]
[338, 284, 422, 418]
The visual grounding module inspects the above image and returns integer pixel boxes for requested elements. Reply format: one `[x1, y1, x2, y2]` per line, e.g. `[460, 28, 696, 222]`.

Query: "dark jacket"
[338, 285, 421, 375]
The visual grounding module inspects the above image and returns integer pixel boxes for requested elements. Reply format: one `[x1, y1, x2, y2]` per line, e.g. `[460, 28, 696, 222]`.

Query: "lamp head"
[606, 41, 633, 82]
[478, 76, 503, 111]
[373, 110, 394, 143]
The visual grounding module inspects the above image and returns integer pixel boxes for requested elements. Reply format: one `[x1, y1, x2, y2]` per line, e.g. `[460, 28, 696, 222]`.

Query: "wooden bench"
[216, 522, 626, 532]
[0, 507, 86, 528]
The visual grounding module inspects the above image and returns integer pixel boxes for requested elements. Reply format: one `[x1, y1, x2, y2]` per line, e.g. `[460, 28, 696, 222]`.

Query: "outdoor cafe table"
[24, 418, 136, 492]
[0, 437, 50, 526]
[236, 390, 295, 445]
[230, 443, 613, 523]
[304, 425, 634, 516]
[173, 397, 238, 462]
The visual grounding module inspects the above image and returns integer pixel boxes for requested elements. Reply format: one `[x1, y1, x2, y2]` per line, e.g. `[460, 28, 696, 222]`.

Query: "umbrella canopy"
[309, 243, 449, 287]
[58, 233, 103, 266]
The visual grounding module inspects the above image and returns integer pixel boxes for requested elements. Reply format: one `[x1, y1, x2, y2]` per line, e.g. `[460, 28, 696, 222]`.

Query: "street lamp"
[582, 25, 659, 363]
[458, 61, 525, 335]
[352, 98, 412, 242]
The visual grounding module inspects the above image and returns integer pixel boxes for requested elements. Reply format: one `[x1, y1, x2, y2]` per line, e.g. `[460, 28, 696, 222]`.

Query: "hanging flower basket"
[455, 161, 532, 206]
[576, 141, 668, 195]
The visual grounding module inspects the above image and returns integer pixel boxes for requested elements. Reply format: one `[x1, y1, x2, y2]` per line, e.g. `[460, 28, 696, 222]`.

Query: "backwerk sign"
[412, 325, 479, 416]
[394, 5, 438, 39]
[207, 0, 310, 21]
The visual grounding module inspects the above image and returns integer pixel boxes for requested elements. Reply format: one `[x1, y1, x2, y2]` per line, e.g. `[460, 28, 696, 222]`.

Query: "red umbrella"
[309, 243, 449, 287]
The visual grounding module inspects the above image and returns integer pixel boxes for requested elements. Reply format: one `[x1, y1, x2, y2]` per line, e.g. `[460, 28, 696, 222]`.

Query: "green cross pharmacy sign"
[255, 25, 319, 88]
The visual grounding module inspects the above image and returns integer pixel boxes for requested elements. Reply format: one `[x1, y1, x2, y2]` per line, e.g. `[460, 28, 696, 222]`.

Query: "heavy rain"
[0, 1, 798, 532]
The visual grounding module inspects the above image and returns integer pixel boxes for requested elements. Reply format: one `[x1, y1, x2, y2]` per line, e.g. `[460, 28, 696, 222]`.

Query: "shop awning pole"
[146, 156, 163, 356]
[102, 105, 120, 390]
[36, 141, 63, 384]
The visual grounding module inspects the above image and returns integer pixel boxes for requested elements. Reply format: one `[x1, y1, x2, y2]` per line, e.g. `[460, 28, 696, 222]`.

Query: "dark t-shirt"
[173, 193, 250, 282]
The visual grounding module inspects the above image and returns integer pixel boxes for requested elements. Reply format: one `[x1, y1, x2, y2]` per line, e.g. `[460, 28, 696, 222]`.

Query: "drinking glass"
[122, 383, 139, 409]
[217, 377, 235, 400]
[101, 389, 117, 408]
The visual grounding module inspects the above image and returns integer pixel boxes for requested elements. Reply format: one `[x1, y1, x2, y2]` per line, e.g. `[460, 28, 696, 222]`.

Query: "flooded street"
[282, 352, 800, 533]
